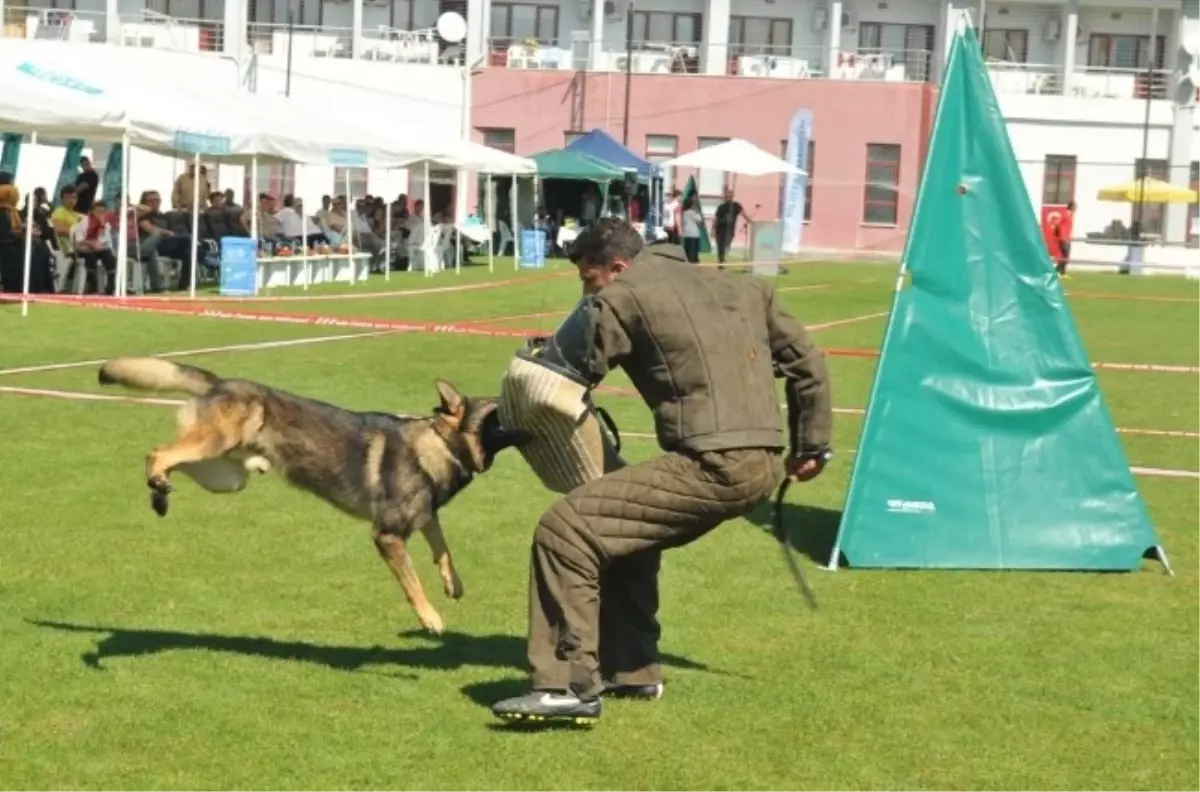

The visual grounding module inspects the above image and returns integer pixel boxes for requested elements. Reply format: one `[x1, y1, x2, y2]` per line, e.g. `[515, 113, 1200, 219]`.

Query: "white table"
[257, 252, 373, 290]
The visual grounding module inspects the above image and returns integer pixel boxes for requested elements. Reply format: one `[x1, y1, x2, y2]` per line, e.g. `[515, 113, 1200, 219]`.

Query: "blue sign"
[781, 108, 812, 255]
[173, 131, 232, 156]
[328, 148, 368, 167]
[220, 237, 258, 296]
[17, 62, 103, 95]
[519, 229, 546, 269]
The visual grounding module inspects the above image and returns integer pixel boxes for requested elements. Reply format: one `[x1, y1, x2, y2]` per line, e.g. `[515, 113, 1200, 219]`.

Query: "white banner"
[781, 108, 812, 254]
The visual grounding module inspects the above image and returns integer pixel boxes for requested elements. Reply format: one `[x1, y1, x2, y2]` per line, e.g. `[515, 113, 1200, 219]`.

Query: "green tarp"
[529, 149, 624, 183]
[831, 25, 1165, 572]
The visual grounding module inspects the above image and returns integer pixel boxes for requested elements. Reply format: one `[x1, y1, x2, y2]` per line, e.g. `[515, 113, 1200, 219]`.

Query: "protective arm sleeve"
[765, 289, 833, 453]
[584, 297, 633, 387]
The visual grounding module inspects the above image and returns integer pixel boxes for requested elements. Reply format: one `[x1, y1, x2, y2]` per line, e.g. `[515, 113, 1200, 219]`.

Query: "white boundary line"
[809, 312, 889, 331]
[0, 330, 394, 378]
[2, 385, 1194, 479]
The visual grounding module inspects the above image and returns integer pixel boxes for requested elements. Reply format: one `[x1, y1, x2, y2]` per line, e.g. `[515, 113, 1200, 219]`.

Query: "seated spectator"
[138, 190, 197, 292]
[352, 198, 384, 270]
[242, 192, 286, 245]
[203, 191, 240, 241]
[51, 185, 83, 253]
[72, 200, 118, 294]
[0, 184, 55, 293]
[275, 195, 328, 248]
[406, 198, 427, 245]
[321, 195, 349, 243]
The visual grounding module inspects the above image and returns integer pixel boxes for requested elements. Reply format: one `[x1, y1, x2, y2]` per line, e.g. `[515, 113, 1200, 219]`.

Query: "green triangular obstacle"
[830, 25, 1167, 572]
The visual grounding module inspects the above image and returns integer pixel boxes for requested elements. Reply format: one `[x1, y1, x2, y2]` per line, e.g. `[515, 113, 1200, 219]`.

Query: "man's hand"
[786, 448, 831, 483]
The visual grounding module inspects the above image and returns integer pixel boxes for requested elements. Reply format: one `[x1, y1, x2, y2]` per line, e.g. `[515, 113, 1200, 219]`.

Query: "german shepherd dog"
[97, 357, 530, 635]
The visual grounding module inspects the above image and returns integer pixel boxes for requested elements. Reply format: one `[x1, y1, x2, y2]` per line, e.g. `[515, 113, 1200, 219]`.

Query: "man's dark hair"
[60, 185, 76, 199]
[569, 217, 644, 267]
[282, 194, 295, 208]
[92, 200, 106, 210]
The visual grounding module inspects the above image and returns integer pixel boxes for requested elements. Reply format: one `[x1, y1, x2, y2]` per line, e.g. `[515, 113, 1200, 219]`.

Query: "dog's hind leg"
[373, 520, 444, 635]
[419, 516, 463, 600]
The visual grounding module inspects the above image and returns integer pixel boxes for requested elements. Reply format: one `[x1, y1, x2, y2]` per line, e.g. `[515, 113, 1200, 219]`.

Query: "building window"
[981, 29, 1028, 63]
[245, 163, 295, 205]
[333, 167, 369, 200]
[1133, 158, 1168, 236]
[481, 127, 516, 154]
[631, 11, 701, 45]
[1041, 155, 1077, 205]
[729, 16, 793, 58]
[645, 134, 678, 193]
[862, 143, 900, 225]
[490, 3, 558, 47]
[696, 137, 729, 198]
[778, 139, 813, 222]
[564, 130, 585, 146]
[1088, 34, 1168, 98]
[858, 22, 934, 81]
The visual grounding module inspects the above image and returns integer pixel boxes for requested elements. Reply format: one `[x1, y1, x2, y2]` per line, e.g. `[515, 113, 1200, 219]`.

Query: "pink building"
[472, 70, 936, 253]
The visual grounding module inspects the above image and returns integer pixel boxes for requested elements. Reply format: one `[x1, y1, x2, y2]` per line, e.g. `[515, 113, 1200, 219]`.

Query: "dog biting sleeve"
[498, 355, 625, 495]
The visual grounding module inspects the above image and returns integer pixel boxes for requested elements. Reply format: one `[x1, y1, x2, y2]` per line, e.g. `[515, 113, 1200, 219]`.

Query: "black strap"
[593, 404, 621, 453]
[773, 479, 818, 610]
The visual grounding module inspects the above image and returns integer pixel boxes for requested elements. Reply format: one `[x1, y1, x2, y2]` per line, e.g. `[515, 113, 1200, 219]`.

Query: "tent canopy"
[663, 138, 804, 177]
[0, 54, 522, 171]
[529, 149, 624, 182]
[1097, 177, 1199, 204]
[564, 129, 657, 180]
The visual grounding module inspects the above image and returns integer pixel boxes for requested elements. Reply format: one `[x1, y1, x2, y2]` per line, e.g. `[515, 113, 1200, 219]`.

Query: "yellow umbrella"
[1097, 177, 1199, 203]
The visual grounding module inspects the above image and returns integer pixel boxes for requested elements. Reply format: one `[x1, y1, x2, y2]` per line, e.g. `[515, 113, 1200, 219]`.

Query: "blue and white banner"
[780, 108, 812, 255]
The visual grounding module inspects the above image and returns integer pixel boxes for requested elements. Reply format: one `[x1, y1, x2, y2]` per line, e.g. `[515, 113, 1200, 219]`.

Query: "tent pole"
[20, 130, 38, 317]
[301, 182, 310, 290]
[121, 136, 133, 296]
[487, 174, 494, 274]
[189, 152, 200, 299]
[251, 156, 260, 294]
[384, 169, 392, 282]
[511, 176, 519, 270]
[345, 168, 355, 283]
[427, 159, 436, 277]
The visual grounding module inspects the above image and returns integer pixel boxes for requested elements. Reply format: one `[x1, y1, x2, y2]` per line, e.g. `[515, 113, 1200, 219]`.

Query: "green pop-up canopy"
[831, 22, 1167, 573]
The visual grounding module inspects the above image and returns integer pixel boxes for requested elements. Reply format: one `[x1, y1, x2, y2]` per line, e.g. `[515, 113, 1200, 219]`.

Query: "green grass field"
[1, 261, 1196, 790]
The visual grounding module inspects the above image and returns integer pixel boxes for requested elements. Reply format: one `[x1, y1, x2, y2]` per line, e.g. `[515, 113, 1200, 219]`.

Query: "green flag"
[1, 133, 21, 175]
[831, 24, 1165, 572]
[681, 175, 712, 255]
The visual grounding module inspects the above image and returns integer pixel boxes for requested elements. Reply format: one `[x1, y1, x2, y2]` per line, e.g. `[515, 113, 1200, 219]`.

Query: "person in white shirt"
[680, 196, 702, 264]
[663, 189, 681, 243]
[71, 200, 118, 294]
[275, 195, 327, 248]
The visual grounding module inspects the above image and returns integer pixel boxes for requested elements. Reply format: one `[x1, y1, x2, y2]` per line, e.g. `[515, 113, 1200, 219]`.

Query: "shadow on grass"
[744, 501, 845, 568]
[28, 620, 719, 679]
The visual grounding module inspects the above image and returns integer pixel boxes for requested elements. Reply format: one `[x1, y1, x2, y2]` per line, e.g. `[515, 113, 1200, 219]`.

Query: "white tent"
[663, 138, 805, 177]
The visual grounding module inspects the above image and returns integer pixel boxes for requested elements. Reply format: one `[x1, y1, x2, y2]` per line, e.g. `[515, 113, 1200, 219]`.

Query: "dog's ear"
[434, 379, 464, 418]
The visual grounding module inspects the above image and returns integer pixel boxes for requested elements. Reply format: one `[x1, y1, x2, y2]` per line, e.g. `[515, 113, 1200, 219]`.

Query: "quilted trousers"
[527, 447, 784, 697]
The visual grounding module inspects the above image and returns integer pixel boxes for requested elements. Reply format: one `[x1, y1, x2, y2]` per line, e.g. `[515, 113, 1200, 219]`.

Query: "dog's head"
[433, 379, 532, 473]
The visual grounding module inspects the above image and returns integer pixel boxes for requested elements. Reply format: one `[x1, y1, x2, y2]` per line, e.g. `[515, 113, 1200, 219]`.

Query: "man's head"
[569, 217, 644, 295]
[224, 188, 236, 204]
[321, 194, 332, 209]
[723, 187, 734, 202]
[141, 190, 162, 209]
[208, 191, 224, 208]
[80, 156, 93, 173]
[1067, 201, 1076, 212]
[413, 199, 425, 215]
[90, 200, 107, 221]
[60, 185, 77, 209]
[258, 192, 275, 211]
[282, 194, 295, 209]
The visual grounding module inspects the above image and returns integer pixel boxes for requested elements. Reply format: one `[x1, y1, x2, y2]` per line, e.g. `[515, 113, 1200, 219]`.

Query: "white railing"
[987, 62, 1171, 101]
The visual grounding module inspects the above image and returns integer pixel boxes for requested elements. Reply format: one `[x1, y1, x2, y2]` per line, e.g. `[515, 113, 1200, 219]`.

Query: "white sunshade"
[662, 138, 805, 177]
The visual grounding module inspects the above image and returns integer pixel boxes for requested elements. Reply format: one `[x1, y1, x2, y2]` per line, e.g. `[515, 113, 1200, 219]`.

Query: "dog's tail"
[98, 357, 221, 396]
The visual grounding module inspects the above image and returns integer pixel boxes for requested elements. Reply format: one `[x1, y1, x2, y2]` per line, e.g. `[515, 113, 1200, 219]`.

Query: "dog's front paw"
[417, 607, 445, 635]
[443, 571, 464, 600]
[147, 476, 172, 517]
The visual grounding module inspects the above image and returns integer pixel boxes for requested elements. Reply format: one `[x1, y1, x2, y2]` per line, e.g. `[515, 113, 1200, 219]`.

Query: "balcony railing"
[1, 7, 440, 63]
[987, 61, 1171, 101]
[486, 37, 935, 83]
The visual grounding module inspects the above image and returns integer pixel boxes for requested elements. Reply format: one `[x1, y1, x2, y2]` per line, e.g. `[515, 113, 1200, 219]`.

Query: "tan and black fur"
[97, 357, 529, 635]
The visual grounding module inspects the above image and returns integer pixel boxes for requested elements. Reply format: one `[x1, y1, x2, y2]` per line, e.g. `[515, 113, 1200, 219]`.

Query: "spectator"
[72, 199, 118, 294]
[352, 197, 384, 268]
[50, 185, 83, 255]
[242, 192, 286, 244]
[172, 163, 211, 212]
[0, 183, 55, 293]
[137, 190, 196, 292]
[75, 155, 99, 213]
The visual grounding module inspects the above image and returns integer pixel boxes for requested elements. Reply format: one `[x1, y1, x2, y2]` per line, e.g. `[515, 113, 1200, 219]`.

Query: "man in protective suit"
[492, 218, 833, 725]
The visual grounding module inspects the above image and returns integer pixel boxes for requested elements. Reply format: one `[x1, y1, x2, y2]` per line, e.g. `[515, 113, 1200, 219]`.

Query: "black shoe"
[603, 681, 664, 700]
[491, 691, 601, 724]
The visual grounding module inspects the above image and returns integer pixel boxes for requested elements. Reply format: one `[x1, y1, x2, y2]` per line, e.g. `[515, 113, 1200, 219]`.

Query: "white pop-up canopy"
[663, 138, 805, 177]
